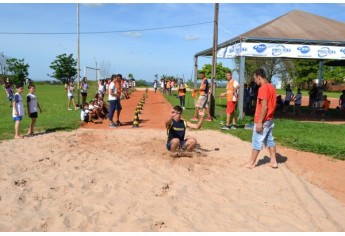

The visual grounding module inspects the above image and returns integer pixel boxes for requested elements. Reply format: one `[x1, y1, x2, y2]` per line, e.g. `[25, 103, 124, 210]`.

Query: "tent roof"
[195, 10, 345, 57]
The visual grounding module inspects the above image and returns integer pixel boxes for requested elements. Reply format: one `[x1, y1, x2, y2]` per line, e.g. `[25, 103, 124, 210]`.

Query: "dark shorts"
[29, 112, 38, 118]
[114, 99, 122, 111]
[166, 139, 187, 151]
[81, 92, 87, 97]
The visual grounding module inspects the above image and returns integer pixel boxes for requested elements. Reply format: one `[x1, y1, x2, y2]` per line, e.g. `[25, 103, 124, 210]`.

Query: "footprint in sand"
[154, 183, 170, 197]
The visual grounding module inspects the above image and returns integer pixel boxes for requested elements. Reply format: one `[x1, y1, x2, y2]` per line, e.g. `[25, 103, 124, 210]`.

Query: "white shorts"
[195, 95, 208, 108]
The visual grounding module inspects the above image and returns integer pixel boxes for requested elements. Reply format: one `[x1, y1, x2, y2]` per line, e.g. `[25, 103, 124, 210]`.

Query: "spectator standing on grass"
[293, 88, 302, 115]
[67, 81, 78, 110]
[178, 78, 186, 110]
[339, 90, 345, 111]
[80, 77, 89, 106]
[244, 69, 278, 169]
[12, 84, 25, 139]
[98, 79, 106, 96]
[220, 70, 240, 130]
[4, 80, 14, 107]
[309, 83, 318, 115]
[244, 83, 251, 115]
[283, 84, 294, 113]
[191, 72, 212, 121]
[166, 80, 171, 95]
[27, 85, 42, 136]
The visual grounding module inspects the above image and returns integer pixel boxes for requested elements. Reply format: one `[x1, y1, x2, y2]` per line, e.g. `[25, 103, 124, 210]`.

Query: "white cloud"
[184, 35, 200, 40]
[121, 32, 143, 38]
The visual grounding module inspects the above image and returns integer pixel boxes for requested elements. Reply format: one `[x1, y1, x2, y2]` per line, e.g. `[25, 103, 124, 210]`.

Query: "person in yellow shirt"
[221, 71, 240, 130]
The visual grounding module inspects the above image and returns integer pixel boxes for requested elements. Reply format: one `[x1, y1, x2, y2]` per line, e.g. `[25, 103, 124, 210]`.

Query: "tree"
[234, 57, 294, 84]
[128, 73, 134, 80]
[135, 79, 147, 87]
[99, 60, 112, 80]
[291, 59, 319, 89]
[198, 62, 230, 81]
[48, 53, 77, 84]
[6, 58, 29, 85]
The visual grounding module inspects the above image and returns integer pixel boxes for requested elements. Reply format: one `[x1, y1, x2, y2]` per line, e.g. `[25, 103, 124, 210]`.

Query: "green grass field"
[1, 83, 345, 160]
[164, 88, 345, 160]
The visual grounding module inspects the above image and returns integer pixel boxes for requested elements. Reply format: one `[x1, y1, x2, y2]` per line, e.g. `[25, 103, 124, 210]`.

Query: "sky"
[1, 2, 345, 82]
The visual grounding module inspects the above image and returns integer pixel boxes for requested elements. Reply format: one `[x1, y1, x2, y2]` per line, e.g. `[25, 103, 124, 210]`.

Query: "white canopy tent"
[194, 10, 345, 118]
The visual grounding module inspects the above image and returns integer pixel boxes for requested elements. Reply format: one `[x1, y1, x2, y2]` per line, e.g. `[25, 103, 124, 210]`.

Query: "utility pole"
[76, 3, 81, 107]
[94, 57, 98, 81]
[210, 3, 219, 118]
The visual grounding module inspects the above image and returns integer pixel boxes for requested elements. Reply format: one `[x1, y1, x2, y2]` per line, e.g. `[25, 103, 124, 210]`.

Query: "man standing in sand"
[245, 69, 278, 169]
[165, 105, 205, 155]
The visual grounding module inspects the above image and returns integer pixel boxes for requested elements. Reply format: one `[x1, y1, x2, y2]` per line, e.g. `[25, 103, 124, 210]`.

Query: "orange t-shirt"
[323, 99, 330, 110]
[178, 84, 186, 96]
[226, 79, 239, 102]
[115, 81, 122, 96]
[199, 78, 208, 96]
[254, 83, 277, 123]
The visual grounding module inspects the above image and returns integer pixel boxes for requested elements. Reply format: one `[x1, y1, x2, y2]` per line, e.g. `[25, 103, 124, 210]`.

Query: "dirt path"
[83, 89, 345, 205]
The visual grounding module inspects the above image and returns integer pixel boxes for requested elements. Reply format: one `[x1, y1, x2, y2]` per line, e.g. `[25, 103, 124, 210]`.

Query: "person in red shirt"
[245, 69, 278, 169]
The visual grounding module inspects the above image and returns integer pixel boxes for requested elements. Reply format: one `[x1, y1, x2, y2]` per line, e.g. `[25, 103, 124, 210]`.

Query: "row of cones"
[133, 90, 148, 128]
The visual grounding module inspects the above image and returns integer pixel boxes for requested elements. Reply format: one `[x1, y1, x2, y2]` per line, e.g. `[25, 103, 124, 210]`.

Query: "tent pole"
[210, 3, 219, 118]
[238, 56, 245, 120]
[317, 60, 324, 108]
[194, 56, 198, 89]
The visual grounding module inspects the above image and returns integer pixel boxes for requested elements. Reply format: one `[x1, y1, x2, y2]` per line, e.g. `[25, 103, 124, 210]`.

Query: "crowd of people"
[76, 74, 135, 127]
[2, 73, 137, 138]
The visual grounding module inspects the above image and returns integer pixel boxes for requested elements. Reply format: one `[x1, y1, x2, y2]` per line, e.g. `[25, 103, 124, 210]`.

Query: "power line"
[0, 21, 214, 35]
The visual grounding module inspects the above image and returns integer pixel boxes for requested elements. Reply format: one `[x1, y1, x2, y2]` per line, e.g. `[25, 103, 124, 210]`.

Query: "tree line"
[2, 51, 344, 89]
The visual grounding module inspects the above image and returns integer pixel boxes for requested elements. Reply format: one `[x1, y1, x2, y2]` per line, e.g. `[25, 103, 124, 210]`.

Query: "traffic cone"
[133, 112, 139, 128]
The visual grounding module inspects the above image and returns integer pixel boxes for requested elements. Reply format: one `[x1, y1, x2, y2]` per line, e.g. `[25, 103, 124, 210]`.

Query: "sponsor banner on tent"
[217, 42, 345, 60]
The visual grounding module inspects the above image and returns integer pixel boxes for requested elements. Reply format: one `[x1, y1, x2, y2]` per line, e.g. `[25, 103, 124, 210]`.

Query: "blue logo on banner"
[227, 46, 235, 54]
[318, 47, 336, 57]
[253, 44, 266, 53]
[235, 45, 247, 54]
[340, 48, 345, 55]
[297, 46, 310, 54]
[272, 45, 291, 56]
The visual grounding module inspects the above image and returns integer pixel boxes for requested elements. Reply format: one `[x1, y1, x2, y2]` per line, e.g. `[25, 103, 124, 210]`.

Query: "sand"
[0, 90, 345, 232]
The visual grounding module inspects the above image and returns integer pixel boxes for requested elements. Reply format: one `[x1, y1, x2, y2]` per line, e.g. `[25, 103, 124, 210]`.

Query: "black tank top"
[167, 119, 186, 143]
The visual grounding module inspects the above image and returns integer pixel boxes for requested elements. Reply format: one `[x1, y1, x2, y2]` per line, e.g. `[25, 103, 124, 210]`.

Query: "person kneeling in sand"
[165, 105, 205, 157]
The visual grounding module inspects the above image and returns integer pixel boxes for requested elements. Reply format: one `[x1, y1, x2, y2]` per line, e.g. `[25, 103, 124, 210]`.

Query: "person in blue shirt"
[165, 105, 205, 155]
